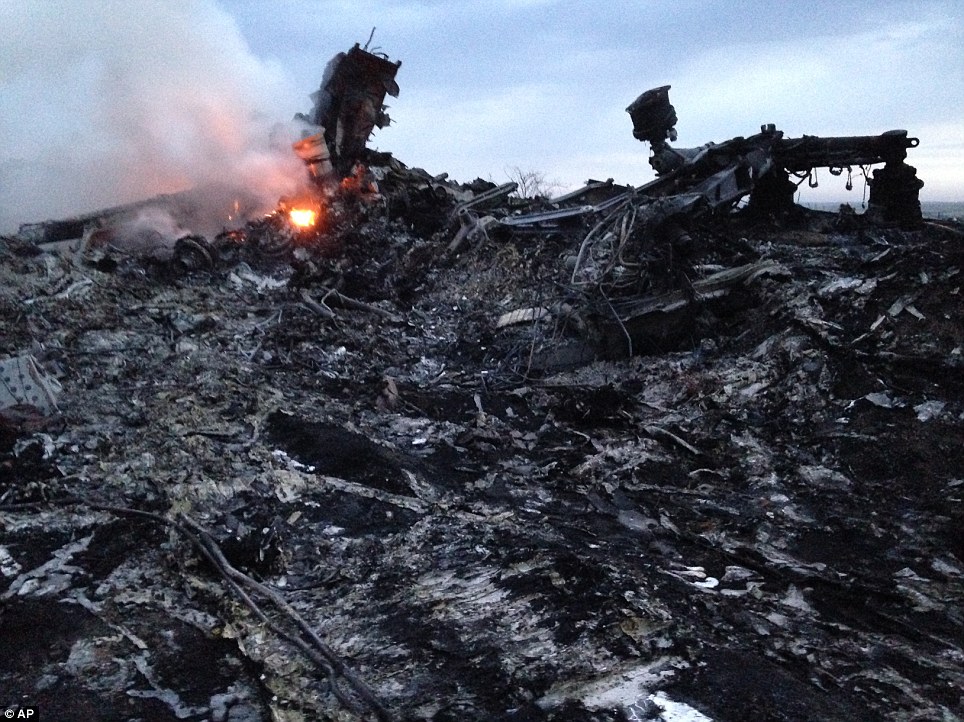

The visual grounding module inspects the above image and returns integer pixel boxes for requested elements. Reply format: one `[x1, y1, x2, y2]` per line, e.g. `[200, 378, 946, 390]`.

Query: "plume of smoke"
[0, 0, 308, 235]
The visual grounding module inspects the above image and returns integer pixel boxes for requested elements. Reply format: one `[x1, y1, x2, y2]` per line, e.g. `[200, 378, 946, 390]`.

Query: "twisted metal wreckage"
[496, 83, 926, 365]
[5, 43, 955, 722]
[14, 47, 926, 371]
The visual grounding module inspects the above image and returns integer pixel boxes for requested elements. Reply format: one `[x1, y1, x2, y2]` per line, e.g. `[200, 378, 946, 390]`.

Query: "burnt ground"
[0, 176, 962, 721]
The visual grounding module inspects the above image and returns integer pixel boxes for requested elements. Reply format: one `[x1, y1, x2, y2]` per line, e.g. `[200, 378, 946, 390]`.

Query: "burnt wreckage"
[625, 85, 923, 225]
[490, 84, 927, 367]
[2, 44, 962, 722]
[294, 42, 402, 178]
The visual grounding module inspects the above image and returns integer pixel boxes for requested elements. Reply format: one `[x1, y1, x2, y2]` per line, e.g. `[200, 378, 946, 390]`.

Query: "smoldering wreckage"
[1, 42, 962, 722]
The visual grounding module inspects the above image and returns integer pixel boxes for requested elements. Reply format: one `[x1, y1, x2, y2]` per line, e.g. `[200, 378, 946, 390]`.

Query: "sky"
[1, 0, 962, 233]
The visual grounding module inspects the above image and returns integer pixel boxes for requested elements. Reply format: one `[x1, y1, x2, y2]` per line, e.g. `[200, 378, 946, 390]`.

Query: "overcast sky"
[2, 1, 962, 232]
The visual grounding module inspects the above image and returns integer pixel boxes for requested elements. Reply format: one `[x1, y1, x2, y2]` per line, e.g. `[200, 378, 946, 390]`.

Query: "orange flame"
[289, 208, 318, 229]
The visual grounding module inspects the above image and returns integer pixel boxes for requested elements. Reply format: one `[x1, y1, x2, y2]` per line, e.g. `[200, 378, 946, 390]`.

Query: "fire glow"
[289, 207, 318, 229]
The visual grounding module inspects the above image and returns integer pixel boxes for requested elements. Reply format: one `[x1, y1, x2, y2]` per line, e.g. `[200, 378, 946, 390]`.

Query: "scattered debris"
[0, 355, 61, 416]
[1, 43, 961, 722]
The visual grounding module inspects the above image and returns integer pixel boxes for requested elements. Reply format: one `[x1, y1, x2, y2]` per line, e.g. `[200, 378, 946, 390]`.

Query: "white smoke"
[111, 207, 193, 258]
[0, 0, 308, 235]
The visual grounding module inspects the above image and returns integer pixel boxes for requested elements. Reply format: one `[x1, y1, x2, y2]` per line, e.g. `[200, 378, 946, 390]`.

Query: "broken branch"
[300, 288, 335, 319]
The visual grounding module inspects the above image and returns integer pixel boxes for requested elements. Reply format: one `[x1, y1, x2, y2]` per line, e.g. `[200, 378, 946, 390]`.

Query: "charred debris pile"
[1, 44, 962, 722]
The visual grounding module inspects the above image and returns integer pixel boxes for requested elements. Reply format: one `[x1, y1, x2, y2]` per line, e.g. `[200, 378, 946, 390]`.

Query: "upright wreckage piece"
[295, 43, 402, 178]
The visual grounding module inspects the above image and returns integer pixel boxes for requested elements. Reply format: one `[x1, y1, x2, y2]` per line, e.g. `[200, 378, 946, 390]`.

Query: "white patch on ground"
[0, 546, 22, 577]
[536, 658, 674, 709]
[536, 661, 714, 720]
[648, 691, 714, 721]
[2, 534, 92, 599]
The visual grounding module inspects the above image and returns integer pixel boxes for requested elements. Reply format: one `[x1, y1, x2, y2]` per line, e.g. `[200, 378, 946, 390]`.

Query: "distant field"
[920, 202, 964, 219]
[802, 200, 964, 219]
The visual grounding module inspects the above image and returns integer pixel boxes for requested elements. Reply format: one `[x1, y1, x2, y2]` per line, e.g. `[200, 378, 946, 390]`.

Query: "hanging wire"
[790, 169, 812, 187]
[860, 165, 871, 208]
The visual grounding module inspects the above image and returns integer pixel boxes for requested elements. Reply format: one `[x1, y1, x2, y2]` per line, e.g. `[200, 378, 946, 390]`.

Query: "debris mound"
[1, 44, 961, 722]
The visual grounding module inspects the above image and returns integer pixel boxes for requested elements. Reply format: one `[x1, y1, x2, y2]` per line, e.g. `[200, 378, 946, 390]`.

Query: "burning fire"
[288, 207, 318, 229]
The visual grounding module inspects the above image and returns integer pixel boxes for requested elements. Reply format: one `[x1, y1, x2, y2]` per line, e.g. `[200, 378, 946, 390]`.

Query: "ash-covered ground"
[1, 159, 962, 721]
